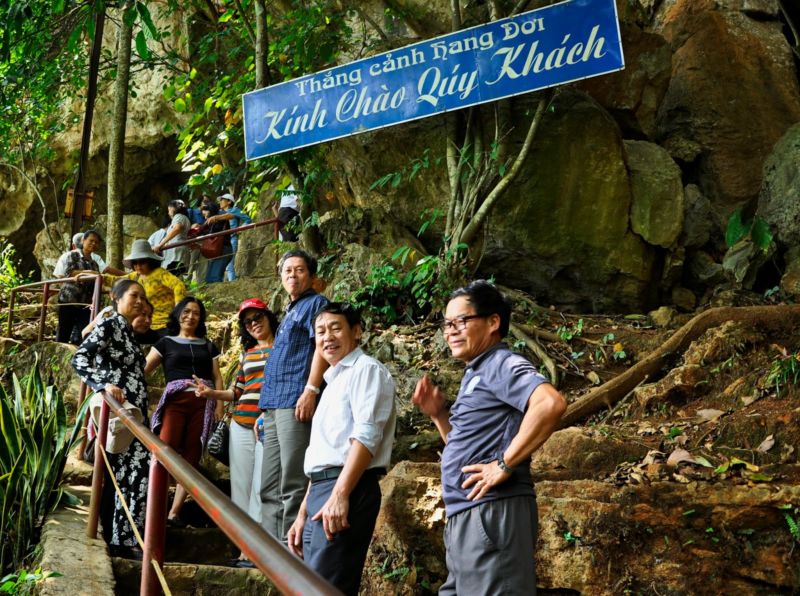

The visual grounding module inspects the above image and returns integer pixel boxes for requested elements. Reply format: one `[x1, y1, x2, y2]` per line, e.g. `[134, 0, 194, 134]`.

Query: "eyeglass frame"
[440, 314, 488, 334]
[242, 311, 266, 327]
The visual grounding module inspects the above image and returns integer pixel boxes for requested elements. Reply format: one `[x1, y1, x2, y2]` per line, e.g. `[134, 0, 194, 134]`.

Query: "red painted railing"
[89, 393, 341, 595]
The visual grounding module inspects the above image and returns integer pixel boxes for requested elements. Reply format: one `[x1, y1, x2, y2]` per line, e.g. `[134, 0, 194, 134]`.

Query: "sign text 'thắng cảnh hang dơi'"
[242, 0, 624, 160]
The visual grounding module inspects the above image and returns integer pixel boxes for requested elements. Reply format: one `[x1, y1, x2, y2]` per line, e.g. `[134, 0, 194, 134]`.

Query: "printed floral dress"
[72, 312, 150, 547]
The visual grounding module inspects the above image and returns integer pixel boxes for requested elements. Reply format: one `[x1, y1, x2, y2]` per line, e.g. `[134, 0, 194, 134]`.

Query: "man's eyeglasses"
[242, 312, 265, 327]
[440, 314, 486, 334]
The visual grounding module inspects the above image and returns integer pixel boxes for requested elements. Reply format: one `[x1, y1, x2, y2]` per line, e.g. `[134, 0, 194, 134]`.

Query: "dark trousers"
[159, 391, 205, 469]
[302, 471, 381, 596]
[57, 303, 90, 344]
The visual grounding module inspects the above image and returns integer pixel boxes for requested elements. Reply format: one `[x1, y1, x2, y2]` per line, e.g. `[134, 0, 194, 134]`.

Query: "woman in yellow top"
[105, 239, 186, 332]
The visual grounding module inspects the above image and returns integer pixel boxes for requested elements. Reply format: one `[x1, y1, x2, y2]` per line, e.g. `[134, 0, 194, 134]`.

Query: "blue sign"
[243, 0, 624, 160]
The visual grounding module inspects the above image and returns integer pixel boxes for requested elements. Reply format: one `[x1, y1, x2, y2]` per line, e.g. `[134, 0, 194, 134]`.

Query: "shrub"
[0, 363, 89, 573]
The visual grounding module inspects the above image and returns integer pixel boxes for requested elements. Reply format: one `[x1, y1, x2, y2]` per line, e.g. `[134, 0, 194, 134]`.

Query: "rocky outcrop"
[654, 1, 800, 212]
[482, 90, 657, 311]
[365, 462, 800, 594]
[625, 140, 684, 248]
[578, 23, 672, 138]
[758, 121, 800, 247]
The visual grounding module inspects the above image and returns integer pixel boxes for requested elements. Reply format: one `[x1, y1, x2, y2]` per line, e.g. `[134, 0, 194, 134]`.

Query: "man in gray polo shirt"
[413, 280, 566, 594]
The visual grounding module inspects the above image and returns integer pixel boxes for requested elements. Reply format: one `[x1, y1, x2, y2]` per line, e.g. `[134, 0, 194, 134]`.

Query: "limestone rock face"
[781, 246, 800, 297]
[481, 90, 657, 311]
[362, 462, 800, 594]
[531, 427, 650, 480]
[0, 167, 36, 236]
[757, 122, 800, 247]
[578, 23, 671, 138]
[654, 2, 800, 211]
[363, 462, 446, 595]
[625, 140, 684, 248]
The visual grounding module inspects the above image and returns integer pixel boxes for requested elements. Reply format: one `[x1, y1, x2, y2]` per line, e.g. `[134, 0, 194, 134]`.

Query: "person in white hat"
[205, 193, 252, 281]
[104, 239, 186, 332]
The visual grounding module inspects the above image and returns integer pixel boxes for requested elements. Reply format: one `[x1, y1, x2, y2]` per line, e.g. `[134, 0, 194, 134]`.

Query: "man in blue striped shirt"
[257, 249, 329, 541]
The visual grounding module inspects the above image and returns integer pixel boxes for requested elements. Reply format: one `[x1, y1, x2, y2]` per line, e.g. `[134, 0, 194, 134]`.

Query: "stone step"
[111, 559, 278, 596]
[164, 527, 237, 565]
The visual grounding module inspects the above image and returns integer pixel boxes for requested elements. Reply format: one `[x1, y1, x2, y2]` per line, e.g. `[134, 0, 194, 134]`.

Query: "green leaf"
[135, 2, 158, 38]
[174, 97, 186, 113]
[751, 217, 773, 251]
[123, 5, 137, 28]
[219, 10, 234, 23]
[725, 208, 750, 248]
[135, 30, 151, 61]
[203, 97, 213, 114]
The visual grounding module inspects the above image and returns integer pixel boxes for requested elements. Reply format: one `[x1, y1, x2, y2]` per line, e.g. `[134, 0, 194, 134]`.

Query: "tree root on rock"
[560, 304, 800, 427]
[510, 323, 559, 387]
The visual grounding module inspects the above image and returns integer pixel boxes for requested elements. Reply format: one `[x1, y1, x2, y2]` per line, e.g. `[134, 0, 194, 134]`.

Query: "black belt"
[309, 467, 387, 483]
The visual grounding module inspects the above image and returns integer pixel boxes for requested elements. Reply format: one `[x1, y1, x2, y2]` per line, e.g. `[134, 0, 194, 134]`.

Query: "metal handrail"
[160, 217, 280, 251]
[89, 393, 341, 596]
[6, 273, 103, 341]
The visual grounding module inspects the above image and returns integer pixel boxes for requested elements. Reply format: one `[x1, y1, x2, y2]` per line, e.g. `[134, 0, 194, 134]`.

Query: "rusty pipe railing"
[160, 217, 280, 251]
[5, 274, 103, 341]
[88, 392, 342, 596]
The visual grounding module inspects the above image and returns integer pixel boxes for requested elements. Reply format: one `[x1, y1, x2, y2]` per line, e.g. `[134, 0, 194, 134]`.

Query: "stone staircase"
[42, 453, 277, 595]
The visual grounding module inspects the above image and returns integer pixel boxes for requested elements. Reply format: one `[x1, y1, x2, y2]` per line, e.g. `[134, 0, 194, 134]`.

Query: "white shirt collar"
[323, 347, 364, 384]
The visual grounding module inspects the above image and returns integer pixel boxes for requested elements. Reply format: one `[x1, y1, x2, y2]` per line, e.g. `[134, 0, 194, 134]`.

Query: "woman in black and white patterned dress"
[72, 279, 150, 559]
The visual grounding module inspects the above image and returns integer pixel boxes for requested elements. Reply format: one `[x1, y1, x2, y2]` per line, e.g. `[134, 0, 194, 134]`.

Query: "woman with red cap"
[193, 297, 278, 567]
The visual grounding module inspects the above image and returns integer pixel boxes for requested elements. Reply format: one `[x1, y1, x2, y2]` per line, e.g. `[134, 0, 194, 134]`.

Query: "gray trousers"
[259, 409, 311, 540]
[229, 420, 263, 523]
[440, 495, 538, 595]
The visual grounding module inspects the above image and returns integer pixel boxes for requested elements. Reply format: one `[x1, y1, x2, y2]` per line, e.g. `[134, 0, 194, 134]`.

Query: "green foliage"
[783, 510, 799, 543]
[351, 243, 469, 324]
[557, 318, 584, 342]
[765, 346, 800, 396]
[0, 568, 61, 595]
[725, 209, 773, 251]
[369, 148, 441, 192]
[0, 365, 90, 574]
[0, 242, 30, 293]
[169, 1, 351, 205]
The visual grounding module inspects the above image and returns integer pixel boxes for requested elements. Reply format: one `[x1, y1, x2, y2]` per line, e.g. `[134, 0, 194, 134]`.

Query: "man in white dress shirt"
[287, 302, 396, 595]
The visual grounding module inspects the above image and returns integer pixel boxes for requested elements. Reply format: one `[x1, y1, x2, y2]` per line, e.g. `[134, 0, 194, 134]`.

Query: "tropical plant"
[0, 242, 30, 294]
[724, 209, 773, 251]
[0, 568, 61, 595]
[0, 365, 89, 574]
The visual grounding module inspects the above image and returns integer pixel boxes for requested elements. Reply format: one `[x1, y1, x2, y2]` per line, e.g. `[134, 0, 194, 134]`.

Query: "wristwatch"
[497, 454, 515, 474]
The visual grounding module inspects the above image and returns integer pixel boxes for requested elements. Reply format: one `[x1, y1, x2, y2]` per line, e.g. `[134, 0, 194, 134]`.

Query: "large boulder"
[480, 89, 657, 312]
[757, 121, 800, 247]
[578, 23, 672, 138]
[625, 140, 684, 248]
[362, 462, 800, 594]
[654, 2, 800, 212]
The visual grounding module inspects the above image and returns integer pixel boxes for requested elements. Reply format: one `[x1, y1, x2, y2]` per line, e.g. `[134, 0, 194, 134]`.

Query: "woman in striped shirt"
[195, 298, 278, 567]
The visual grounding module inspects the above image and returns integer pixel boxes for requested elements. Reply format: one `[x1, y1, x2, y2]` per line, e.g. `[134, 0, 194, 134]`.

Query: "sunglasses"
[242, 312, 266, 327]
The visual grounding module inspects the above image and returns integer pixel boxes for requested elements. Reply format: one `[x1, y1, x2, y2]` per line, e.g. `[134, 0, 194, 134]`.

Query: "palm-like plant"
[0, 361, 89, 573]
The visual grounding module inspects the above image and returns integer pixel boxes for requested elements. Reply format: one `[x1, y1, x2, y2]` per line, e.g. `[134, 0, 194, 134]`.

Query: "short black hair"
[238, 307, 279, 351]
[167, 296, 208, 337]
[278, 249, 317, 276]
[449, 280, 512, 338]
[83, 228, 102, 243]
[314, 302, 361, 329]
[110, 279, 143, 307]
[168, 200, 187, 216]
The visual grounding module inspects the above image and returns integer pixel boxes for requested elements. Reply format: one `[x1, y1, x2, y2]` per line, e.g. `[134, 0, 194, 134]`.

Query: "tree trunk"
[254, 0, 269, 87]
[106, 3, 134, 268]
[560, 304, 800, 427]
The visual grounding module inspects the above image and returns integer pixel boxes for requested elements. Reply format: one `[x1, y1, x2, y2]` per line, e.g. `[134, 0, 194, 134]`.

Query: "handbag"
[207, 417, 230, 466]
[200, 234, 224, 259]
